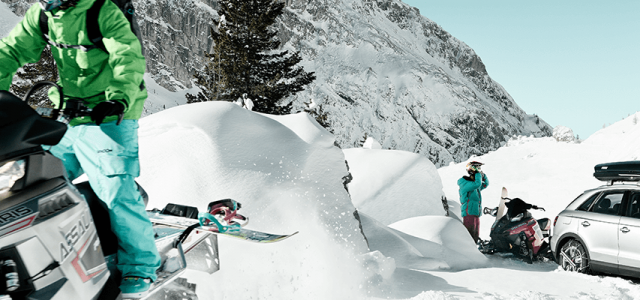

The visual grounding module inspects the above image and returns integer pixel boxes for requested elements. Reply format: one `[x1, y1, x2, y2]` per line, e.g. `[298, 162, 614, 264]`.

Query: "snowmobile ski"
[124, 218, 219, 300]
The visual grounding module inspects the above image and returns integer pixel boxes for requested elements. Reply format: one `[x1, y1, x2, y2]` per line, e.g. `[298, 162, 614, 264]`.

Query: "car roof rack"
[605, 180, 640, 186]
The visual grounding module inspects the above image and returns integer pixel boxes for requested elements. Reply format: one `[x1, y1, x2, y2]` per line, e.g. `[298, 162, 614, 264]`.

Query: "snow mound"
[552, 125, 576, 142]
[138, 102, 371, 299]
[344, 148, 446, 225]
[359, 213, 487, 271]
[363, 137, 382, 149]
[389, 216, 488, 270]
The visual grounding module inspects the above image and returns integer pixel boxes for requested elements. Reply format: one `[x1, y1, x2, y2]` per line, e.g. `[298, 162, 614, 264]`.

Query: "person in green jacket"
[0, 0, 160, 297]
[457, 161, 489, 243]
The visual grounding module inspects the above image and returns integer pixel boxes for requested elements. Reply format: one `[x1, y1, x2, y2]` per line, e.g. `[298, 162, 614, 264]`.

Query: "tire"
[559, 239, 590, 273]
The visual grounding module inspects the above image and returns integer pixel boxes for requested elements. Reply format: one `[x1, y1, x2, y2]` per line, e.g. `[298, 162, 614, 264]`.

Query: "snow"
[362, 136, 382, 149]
[134, 82, 640, 299]
[0, 2, 20, 39]
[552, 125, 577, 142]
[344, 148, 446, 225]
[137, 101, 370, 299]
[2, 4, 640, 297]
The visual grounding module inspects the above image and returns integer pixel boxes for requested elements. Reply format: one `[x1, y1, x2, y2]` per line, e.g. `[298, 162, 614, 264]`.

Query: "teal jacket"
[457, 173, 489, 217]
[0, 0, 147, 126]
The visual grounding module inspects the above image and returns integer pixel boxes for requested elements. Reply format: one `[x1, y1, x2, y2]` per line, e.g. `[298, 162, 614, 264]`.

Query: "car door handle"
[581, 221, 590, 227]
[621, 227, 630, 233]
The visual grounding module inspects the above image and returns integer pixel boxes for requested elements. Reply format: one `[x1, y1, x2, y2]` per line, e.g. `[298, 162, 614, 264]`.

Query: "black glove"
[90, 100, 125, 125]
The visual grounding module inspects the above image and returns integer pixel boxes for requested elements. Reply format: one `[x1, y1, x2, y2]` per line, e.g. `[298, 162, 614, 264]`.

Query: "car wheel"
[559, 239, 590, 273]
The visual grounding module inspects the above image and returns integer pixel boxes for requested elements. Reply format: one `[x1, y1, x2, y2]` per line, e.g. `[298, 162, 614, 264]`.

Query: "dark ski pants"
[463, 215, 480, 243]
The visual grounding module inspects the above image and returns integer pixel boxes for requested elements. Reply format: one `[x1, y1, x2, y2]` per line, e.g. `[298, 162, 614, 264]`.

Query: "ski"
[148, 211, 298, 243]
[495, 187, 508, 223]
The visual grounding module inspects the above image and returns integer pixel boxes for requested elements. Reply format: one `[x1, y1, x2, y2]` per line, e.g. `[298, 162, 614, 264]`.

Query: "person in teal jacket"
[0, 0, 160, 297]
[457, 161, 489, 243]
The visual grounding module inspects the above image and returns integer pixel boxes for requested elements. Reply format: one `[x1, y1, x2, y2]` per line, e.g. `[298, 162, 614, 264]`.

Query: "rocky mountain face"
[1, 0, 552, 167]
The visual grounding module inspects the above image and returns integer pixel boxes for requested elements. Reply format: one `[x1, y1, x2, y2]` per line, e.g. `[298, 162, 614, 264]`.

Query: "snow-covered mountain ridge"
[0, 0, 552, 166]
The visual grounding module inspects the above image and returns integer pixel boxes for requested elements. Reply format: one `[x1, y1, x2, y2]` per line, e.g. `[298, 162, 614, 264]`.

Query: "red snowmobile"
[479, 194, 553, 263]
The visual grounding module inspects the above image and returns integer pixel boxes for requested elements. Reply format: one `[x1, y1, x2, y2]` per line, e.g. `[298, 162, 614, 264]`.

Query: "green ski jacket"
[0, 0, 147, 126]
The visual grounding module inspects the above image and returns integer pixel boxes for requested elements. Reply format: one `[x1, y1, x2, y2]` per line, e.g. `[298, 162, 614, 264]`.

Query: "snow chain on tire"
[560, 239, 590, 273]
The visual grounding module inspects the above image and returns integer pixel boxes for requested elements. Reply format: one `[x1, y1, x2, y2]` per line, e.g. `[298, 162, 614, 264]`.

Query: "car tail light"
[554, 216, 559, 227]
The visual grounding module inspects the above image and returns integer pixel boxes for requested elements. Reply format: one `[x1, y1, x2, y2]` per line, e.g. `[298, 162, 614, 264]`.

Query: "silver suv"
[552, 182, 640, 277]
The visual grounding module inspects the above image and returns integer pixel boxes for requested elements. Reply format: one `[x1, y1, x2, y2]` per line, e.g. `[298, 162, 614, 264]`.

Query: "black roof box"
[594, 161, 640, 182]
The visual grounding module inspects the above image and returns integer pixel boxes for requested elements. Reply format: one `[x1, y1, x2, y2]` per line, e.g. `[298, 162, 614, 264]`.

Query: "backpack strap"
[38, 8, 101, 52]
[38, 9, 49, 40]
[86, 0, 108, 53]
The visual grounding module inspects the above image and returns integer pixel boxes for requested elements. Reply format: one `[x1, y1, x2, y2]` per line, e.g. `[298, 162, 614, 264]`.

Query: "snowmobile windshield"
[505, 198, 533, 220]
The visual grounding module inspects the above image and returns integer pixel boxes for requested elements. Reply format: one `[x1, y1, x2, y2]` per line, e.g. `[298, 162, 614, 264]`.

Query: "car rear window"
[577, 193, 600, 211]
[590, 192, 624, 215]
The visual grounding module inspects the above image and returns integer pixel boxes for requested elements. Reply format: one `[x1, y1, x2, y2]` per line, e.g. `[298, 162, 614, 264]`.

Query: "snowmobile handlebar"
[532, 205, 545, 211]
[484, 198, 546, 217]
[35, 98, 93, 125]
[25, 81, 93, 125]
[483, 207, 498, 216]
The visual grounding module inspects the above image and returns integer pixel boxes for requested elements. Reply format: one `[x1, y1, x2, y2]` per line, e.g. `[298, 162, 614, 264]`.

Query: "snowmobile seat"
[76, 181, 118, 256]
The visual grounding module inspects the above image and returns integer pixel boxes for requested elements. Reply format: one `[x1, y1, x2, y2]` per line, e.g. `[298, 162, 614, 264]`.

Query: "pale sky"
[402, 0, 640, 139]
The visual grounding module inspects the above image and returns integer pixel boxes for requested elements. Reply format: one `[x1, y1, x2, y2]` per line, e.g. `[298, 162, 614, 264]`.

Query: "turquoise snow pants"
[47, 120, 161, 281]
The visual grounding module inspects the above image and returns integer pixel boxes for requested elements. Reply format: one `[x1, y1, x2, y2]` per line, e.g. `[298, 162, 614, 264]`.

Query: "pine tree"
[187, 0, 316, 114]
[359, 133, 369, 147]
[10, 46, 58, 108]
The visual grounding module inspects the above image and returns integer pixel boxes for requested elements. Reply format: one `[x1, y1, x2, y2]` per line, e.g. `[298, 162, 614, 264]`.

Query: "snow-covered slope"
[133, 99, 493, 299]
[280, 0, 552, 166]
[439, 111, 640, 243]
[0, 0, 552, 168]
[126, 97, 640, 299]
[0, 2, 20, 35]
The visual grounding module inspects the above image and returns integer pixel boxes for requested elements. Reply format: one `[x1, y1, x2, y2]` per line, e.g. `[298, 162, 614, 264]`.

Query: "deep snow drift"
[137, 102, 371, 299]
[135, 85, 640, 299]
